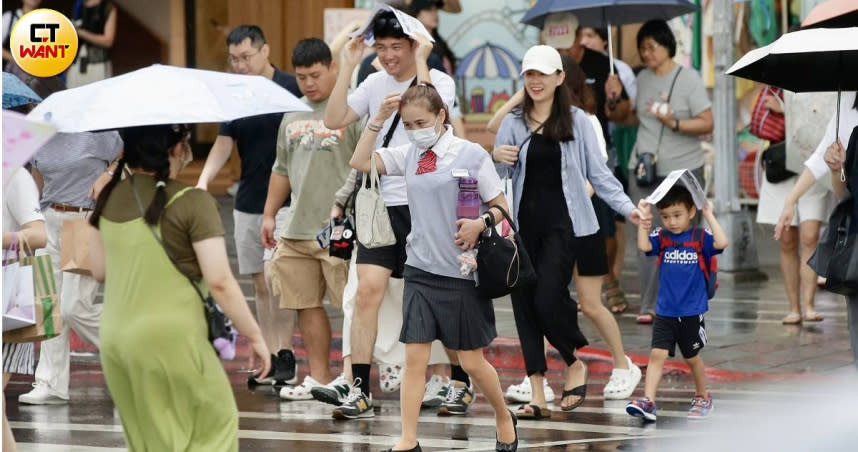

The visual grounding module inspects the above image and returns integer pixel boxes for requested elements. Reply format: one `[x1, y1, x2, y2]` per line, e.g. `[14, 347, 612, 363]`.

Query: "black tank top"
[80, 1, 111, 63]
[519, 133, 574, 233]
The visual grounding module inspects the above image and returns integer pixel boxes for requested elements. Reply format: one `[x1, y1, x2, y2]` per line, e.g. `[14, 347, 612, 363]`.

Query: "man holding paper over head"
[324, 6, 469, 422]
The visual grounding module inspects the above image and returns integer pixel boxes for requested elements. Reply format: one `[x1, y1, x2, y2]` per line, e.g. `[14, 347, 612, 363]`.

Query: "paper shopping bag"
[60, 217, 93, 275]
[3, 254, 62, 343]
[3, 261, 36, 331]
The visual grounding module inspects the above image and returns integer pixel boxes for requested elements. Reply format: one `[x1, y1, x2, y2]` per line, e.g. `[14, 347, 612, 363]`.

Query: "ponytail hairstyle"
[90, 124, 191, 228]
[521, 71, 574, 143]
[399, 81, 451, 126]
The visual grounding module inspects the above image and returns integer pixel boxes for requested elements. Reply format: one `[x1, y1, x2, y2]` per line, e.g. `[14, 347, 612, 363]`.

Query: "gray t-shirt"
[632, 65, 711, 176]
[31, 131, 123, 209]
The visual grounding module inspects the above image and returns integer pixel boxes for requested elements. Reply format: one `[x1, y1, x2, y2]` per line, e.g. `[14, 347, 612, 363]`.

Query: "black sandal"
[560, 367, 588, 411]
[515, 404, 550, 419]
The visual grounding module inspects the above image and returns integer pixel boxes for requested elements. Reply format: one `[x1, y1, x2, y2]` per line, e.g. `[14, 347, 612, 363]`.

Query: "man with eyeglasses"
[197, 25, 302, 388]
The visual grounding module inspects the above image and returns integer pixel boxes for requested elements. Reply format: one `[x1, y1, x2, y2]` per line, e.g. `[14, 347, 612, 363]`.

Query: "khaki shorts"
[270, 238, 348, 310]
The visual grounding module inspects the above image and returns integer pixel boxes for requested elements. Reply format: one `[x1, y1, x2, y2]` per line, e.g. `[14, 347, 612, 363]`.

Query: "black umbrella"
[520, 0, 698, 74]
[727, 27, 858, 181]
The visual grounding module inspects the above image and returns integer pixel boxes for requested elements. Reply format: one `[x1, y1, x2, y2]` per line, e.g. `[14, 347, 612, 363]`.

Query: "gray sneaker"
[437, 380, 474, 416]
[332, 380, 374, 419]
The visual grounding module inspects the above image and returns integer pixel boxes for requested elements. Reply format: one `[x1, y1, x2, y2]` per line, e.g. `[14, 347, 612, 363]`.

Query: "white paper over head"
[349, 3, 435, 46]
[645, 169, 707, 210]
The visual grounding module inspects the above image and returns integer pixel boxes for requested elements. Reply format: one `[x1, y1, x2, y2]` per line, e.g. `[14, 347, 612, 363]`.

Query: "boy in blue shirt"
[627, 185, 728, 421]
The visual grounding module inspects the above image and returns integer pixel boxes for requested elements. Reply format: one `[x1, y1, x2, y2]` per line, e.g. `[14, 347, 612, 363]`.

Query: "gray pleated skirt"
[400, 265, 497, 351]
[2, 342, 34, 375]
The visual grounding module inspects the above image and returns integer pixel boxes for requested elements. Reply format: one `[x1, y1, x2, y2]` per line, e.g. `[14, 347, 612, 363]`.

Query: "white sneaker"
[421, 374, 450, 407]
[279, 375, 323, 401]
[505, 376, 555, 403]
[378, 363, 403, 393]
[603, 356, 642, 400]
[19, 383, 69, 405]
[310, 374, 352, 406]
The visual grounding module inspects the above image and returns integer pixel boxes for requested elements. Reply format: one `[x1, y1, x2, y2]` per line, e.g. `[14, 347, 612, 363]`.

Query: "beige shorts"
[757, 175, 831, 226]
[270, 238, 348, 310]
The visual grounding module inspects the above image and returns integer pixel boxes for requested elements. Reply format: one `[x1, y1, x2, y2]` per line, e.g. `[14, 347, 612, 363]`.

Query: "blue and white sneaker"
[626, 397, 657, 421]
[687, 393, 713, 419]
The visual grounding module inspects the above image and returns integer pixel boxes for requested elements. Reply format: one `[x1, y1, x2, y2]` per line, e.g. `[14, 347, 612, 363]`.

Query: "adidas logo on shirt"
[662, 249, 699, 265]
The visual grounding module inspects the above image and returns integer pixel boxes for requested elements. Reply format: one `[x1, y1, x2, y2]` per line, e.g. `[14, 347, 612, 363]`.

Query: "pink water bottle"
[457, 177, 480, 276]
[457, 177, 480, 220]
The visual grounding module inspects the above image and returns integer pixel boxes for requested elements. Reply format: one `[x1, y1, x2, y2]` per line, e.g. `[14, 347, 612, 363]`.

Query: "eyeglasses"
[227, 50, 260, 66]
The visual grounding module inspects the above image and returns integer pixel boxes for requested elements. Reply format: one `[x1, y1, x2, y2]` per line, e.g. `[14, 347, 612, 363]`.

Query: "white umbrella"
[27, 64, 311, 133]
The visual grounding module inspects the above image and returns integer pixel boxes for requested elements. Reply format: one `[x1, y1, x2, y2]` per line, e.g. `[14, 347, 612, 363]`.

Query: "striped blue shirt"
[31, 131, 123, 209]
[494, 106, 635, 237]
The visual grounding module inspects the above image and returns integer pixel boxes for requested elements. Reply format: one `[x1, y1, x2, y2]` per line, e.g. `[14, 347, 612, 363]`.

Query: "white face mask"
[406, 118, 441, 149]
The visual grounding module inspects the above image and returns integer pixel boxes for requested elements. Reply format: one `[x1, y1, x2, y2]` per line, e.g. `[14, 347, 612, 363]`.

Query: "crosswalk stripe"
[18, 444, 126, 452]
[9, 421, 493, 449]
[447, 435, 679, 452]
[239, 411, 682, 436]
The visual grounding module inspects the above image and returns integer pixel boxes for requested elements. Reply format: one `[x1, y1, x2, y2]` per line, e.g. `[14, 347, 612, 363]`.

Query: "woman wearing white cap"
[493, 45, 644, 416]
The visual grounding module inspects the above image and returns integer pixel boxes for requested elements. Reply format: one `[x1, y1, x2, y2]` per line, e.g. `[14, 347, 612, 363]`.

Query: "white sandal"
[505, 376, 555, 403]
[379, 363, 403, 393]
[279, 375, 321, 401]
[603, 356, 642, 400]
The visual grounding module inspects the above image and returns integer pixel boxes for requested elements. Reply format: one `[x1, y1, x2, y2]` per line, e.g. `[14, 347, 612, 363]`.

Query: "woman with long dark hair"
[493, 45, 644, 417]
[88, 124, 270, 451]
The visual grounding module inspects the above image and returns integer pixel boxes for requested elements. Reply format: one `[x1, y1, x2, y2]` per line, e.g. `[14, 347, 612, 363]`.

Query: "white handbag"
[355, 153, 396, 248]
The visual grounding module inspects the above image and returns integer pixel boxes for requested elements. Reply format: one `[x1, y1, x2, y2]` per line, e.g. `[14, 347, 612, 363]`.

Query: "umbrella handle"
[607, 21, 615, 76]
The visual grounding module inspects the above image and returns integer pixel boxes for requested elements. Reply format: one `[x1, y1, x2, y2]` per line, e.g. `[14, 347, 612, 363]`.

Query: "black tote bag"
[476, 206, 536, 299]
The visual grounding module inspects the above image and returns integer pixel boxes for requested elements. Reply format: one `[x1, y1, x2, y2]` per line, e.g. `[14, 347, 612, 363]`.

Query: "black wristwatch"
[482, 213, 493, 230]
[673, 119, 680, 132]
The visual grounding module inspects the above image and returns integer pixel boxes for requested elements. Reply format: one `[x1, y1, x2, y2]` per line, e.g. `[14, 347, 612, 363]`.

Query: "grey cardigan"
[494, 106, 635, 236]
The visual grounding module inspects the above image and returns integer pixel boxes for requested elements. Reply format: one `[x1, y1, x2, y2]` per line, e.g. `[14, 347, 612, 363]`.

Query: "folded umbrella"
[27, 64, 311, 133]
[3, 72, 42, 109]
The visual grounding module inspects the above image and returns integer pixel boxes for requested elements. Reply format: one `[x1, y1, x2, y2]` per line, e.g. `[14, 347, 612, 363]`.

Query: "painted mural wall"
[437, 0, 539, 120]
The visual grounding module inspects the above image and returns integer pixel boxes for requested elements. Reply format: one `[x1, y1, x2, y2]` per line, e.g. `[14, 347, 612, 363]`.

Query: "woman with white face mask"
[351, 82, 518, 452]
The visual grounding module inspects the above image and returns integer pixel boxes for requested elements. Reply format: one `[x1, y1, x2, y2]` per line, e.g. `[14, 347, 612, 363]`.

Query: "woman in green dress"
[88, 124, 271, 451]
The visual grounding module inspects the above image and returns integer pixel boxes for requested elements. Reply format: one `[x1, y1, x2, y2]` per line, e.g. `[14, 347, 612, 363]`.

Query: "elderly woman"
[607, 19, 714, 324]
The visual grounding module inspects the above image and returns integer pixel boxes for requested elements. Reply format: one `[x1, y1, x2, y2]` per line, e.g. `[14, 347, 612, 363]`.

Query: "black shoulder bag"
[129, 176, 237, 359]
[807, 126, 858, 296]
[761, 141, 797, 183]
[635, 67, 682, 187]
[476, 205, 536, 299]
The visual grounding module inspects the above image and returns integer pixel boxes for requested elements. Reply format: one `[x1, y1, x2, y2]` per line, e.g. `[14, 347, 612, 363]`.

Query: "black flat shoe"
[496, 409, 518, 451]
[382, 443, 422, 452]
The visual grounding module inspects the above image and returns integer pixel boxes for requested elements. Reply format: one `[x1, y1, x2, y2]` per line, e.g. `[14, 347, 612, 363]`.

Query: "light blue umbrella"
[3, 72, 42, 109]
[521, 0, 698, 74]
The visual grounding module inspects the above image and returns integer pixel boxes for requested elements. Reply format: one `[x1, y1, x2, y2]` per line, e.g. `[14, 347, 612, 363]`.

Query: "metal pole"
[713, 0, 761, 273]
